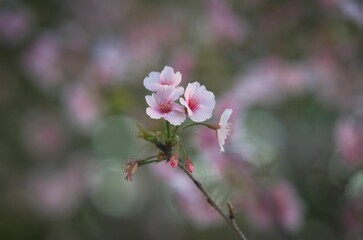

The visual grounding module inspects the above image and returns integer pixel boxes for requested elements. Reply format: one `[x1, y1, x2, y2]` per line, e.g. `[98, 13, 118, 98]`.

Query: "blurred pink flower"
[0, 8, 32, 44]
[180, 82, 215, 122]
[22, 33, 64, 92]
[144, 66, 184, 96]
[22, 112, 66, 161]
[89, 41, 128, 86]
[207, 0, 247, 43]
[146, 86, 186, 125]
[63, 82, 102, 130]
[27, 156, 94, 218]
[244, 181, 304, 232]
[336, 116, 363, 168]
[343, 195, 363, 236]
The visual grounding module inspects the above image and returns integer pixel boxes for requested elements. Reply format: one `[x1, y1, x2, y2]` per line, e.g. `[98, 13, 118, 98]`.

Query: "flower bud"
[124, 159, 139, 181]
[170, 151, 179, 168]
[185, 157, 194, 173]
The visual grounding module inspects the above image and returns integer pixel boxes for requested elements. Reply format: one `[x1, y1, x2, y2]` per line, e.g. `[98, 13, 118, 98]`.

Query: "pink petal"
[146, 107, 163, 119]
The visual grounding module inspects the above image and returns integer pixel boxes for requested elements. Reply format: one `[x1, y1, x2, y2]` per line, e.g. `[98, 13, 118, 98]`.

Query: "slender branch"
[228, 202, 247, 239]
[178, 164, 248, 240]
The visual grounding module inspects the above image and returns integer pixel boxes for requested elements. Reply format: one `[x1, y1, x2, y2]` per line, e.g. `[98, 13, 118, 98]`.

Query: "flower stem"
[179, 122, 212, 133]
[178, 164, 248, 240]
[166, 121, 171, 138]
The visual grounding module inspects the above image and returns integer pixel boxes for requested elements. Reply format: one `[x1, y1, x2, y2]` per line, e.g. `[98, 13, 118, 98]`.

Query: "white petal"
[189, 108, 213, 122]
[146, 107, 163, 119]
[155, 86, 176, 102]
[143, 72, 161, 91]
[164, 111, 186, 126]
[174, 71, 182, 86]
[184, 82, 200, 100]
[145, 94, 158, 108]
[219, 109, 233, 126]
[173, 86, 184, 100]
[160, 66, 174, 83]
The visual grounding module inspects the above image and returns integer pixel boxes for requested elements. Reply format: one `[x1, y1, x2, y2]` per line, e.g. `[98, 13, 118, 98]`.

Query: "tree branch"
[178, 164, 248, 240]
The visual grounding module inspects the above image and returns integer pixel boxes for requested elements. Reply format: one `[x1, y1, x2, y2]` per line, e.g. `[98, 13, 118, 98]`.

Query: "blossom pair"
[144, 66, 216, 125]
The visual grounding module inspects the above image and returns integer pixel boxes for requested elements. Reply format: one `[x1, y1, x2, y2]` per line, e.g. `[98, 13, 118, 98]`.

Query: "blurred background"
[1, 0, 363, 239]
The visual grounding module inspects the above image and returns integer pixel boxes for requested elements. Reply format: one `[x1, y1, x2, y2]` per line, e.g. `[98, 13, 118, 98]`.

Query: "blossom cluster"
[144, 66, 233, 152]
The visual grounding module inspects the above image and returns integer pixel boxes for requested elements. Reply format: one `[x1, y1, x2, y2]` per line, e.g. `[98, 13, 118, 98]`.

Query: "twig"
[178, 164, 248, 240]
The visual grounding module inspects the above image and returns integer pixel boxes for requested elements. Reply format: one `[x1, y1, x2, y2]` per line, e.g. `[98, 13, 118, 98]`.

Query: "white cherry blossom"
[145, 86, 186, 125]
[180, 82, 215, 122]
[143, 66, 184, 98]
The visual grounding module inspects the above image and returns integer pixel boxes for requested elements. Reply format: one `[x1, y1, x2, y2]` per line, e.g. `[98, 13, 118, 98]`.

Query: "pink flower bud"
[185, 157, 194, 173]
[170, 152, 179, 168]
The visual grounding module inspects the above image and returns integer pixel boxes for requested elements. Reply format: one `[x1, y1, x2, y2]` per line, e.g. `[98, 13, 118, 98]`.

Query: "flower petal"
[143, 72, 161, 91]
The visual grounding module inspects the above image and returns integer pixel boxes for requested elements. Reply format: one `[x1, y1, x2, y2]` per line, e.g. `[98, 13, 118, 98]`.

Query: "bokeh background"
[1, 0, 363, 239]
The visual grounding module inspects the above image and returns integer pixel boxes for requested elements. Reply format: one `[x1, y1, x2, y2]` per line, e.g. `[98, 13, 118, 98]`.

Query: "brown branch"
[178, 164, 248, 240]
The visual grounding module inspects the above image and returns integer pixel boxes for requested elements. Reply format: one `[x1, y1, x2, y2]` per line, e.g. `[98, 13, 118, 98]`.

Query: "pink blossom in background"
[231, 58, 312, 109]
[244, 181, 304, 232]
[22, 33, 64, 92]
[88, 40, 128, 86]
[207, 0, 247, 43]
[0, 8, 32, 44]
[145, 86, 186, 125]
[170, 50, 195, 81]
[27, 157, 94, 218]
[22, 112, 66, 161]
[180, 82, 215, 122]
[127, 19, 181, 69]
[343, 195, 363, 236]
[62, 82, 102, 130]
[335, 116, 363, 168]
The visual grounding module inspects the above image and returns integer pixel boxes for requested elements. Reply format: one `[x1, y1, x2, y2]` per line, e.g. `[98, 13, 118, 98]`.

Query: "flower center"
[159, 101, 172, 114]
[160, 79, 173, 86]
[188, 97, 199, 112]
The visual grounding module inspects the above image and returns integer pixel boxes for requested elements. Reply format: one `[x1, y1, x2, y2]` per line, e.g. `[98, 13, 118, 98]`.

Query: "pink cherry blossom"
[145, 86, 186, 125]
[217, 108, 233, 152]
[143, 66, 184, 97]
[180, 82, 215, 122]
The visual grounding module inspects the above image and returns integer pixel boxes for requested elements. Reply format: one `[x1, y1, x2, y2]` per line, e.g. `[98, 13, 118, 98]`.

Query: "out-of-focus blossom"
[22, 112, 66, 161]
[145, 87, 186, 126]
[343, 195, 363, 237]
[216, 108, 233, 152]
[180, 82, 215, 122]
[62, 82, 102, 130]
[88, 40, 128, 86]
[0, 8, 32, 44]
[22, 33, 64, 92]
[335, 116, 363, 168]
[244, 181, 304, 232]
[143, 66, 183, 96]
[170, 50, 195, 80]
[27, 156, 94, 218]
[207, 0, 247, 43]
[123, 159, 139, 181]
[232, 58, 311, 108]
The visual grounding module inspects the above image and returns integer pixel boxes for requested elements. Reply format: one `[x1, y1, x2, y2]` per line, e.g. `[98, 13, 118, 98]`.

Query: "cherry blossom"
[145, 86, 186, 125]
[143, 65, 184, 98]
[180, 82, 215, 122]
[217, 108, 233, 152]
